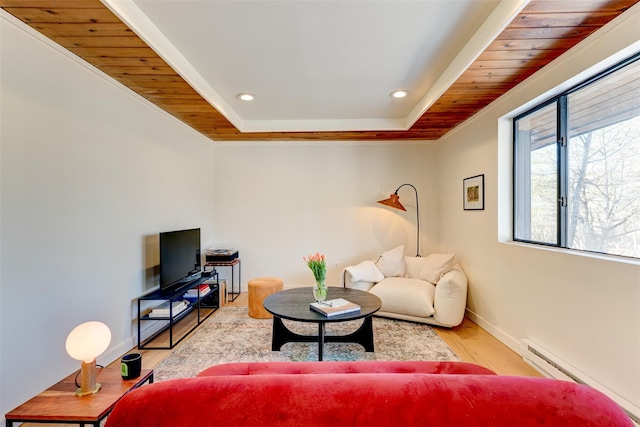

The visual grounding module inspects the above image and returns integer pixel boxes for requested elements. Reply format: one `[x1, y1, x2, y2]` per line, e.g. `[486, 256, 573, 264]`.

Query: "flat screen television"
[159, 228, 202, 292]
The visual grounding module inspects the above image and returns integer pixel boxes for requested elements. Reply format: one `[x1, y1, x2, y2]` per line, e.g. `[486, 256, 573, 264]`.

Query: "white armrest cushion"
[342, 269, 375, 291]
[432, 264, 468, 327]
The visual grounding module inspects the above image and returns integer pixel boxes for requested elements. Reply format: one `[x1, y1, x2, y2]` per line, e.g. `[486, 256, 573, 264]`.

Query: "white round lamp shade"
[65, 321, 111, 363]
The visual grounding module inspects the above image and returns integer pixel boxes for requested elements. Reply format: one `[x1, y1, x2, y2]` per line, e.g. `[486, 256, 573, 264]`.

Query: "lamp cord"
[394, 183, 421, 257]
[74, 364, 105, 388]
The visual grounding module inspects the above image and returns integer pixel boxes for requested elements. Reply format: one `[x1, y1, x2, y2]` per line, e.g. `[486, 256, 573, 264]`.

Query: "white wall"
[436, 4, 640, 411]
[0, 12, 438, 415]
[212, 141, 437, 289]
[4, 0, 638, 419]
[0, 12, 214, 414]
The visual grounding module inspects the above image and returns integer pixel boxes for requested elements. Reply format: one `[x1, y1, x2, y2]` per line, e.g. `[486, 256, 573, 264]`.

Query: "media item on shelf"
[309, 298, 360, 317]
[183, 283, 212, 299]
[148, 300, 190, 318]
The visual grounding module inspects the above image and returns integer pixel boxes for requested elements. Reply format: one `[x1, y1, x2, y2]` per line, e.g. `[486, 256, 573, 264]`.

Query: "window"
[514, 53, 640, 259]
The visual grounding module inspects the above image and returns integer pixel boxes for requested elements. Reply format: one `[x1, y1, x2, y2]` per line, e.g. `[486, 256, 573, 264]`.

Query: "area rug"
[154, 306, 459, 381]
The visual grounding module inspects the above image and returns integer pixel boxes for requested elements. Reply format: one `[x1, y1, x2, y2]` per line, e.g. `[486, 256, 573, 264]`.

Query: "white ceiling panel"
[105, 0, 525, 132]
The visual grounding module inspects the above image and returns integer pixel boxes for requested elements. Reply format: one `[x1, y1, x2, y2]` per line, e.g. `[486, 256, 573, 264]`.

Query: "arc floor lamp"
[377, 183, 421, 257]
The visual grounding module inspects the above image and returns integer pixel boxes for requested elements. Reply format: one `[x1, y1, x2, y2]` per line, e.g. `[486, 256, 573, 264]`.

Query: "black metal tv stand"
[137, 273, 219, 350]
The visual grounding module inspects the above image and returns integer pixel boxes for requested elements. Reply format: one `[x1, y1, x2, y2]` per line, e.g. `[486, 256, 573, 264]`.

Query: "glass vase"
[313, 280, 328, 302]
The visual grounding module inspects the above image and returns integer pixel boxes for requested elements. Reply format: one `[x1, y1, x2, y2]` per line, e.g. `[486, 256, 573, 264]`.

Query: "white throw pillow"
[375, 245, 405, 277]
[370, 277, 435, 318]
[404, 256, 426, 279]
[345, 260, 385, 283]
[419, 253, 456, 284]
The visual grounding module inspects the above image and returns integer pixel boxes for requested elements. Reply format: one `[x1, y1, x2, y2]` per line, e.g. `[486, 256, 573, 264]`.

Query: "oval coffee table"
[263, 287, 382, 361]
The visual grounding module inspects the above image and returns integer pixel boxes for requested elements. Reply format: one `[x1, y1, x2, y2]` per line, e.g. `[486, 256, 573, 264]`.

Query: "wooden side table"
[5, 368, 153, 427]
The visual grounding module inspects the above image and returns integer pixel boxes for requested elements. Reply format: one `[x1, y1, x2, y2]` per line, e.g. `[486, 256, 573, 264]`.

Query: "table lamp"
[377, 183, 421, 257]
[65, 321, 111, 396]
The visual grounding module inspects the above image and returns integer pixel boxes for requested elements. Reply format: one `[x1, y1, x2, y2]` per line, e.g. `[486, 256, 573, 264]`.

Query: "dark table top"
[263, 286, 381, 323]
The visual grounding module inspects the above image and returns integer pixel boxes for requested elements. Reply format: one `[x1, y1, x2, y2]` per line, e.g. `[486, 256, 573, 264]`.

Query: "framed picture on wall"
[463, 174, 484, 210]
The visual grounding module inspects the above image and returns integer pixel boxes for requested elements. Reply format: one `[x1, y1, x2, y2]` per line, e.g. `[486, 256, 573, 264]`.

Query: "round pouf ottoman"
[248, 277, 284, 319]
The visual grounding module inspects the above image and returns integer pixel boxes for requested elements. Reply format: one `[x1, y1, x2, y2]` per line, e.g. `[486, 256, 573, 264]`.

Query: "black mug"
[121, 353, 142, 380]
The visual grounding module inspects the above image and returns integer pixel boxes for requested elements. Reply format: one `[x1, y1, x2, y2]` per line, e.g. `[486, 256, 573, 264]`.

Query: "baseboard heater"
[521, 339, 639, 425]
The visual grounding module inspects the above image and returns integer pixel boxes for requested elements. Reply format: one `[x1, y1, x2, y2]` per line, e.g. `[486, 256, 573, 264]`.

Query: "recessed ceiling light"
[237, 93, 256, 101]
[390, 90, 409, 99]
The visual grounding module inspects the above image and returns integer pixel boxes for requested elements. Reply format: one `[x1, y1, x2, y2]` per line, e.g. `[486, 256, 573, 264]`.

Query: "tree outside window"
[514, 53, 640, 259]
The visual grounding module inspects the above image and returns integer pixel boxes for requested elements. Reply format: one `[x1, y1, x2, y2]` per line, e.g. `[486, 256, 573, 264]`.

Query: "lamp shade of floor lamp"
[65, 321, 111, 396]
[377, 183, 421, 256]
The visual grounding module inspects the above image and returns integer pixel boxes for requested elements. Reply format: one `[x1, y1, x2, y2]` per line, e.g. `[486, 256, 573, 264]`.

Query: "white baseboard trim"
[521, 339, 640, 424]
[464, 308, 524, 356]
[465, 308, 639, 426]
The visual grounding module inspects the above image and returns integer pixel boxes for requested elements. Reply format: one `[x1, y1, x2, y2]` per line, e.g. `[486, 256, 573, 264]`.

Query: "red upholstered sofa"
[105, 361, 632, 427]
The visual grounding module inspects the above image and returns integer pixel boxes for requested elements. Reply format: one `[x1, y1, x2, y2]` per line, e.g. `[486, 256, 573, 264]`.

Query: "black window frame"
[513, 51, 640, 258]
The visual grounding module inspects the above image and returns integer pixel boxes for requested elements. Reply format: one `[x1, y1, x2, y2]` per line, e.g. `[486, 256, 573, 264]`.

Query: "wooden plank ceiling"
[2, 0, 638, 141]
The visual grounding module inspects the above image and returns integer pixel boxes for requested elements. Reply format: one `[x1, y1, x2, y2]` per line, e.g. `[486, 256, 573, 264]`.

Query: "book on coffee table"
[309, 298, 360, 317]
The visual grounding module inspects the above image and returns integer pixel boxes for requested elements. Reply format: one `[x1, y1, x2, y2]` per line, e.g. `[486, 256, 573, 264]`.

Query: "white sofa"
[342, 246, 467, 327]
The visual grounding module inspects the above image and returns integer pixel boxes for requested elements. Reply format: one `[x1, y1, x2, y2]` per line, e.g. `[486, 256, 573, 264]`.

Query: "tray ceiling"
[1, 0, 638, 141]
